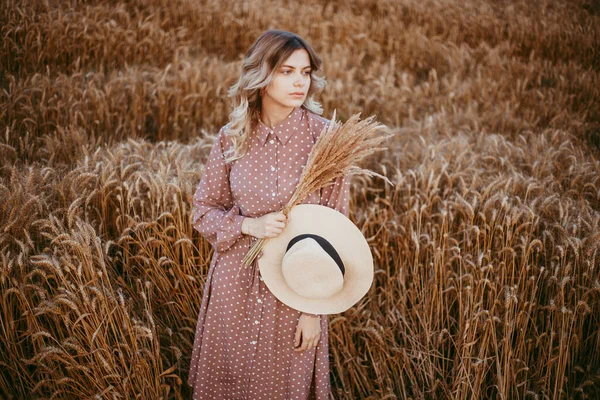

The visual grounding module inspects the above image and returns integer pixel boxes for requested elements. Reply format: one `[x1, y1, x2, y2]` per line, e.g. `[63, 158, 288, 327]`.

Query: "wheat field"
[1, 0, 599, 399]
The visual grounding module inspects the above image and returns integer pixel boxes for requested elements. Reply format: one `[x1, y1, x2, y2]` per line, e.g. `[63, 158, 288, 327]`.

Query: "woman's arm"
[192, 128, 246, 253]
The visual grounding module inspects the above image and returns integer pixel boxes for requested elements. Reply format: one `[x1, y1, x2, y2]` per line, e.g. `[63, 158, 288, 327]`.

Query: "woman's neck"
[260, 103, 296, 129]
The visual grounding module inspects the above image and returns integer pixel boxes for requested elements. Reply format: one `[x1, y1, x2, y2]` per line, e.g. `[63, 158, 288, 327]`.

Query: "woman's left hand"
[294, 313, 321, 352]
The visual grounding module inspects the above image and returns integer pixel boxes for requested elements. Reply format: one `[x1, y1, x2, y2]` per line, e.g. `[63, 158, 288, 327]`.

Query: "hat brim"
[258, 204, 374, 315]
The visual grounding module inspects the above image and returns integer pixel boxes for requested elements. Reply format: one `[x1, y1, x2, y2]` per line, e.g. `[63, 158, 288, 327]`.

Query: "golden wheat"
[1, 0, 600, 398]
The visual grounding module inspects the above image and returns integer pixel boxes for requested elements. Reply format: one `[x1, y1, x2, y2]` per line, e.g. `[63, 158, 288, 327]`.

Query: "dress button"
[251, 341, 257, 345]
[271, 192, 276, 197]
[270, 166, 276, 172]
[254, 320, 260, 325]
[269, 139, 275, 144]
[257, 298, 263, 303]
[259, 276, 264, 281]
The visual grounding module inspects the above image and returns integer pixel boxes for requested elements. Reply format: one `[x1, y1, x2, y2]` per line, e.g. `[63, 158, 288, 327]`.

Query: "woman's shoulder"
[305, 108, 331, 139]
[306, 108, 330, 126]
[215, 122, 235, 151]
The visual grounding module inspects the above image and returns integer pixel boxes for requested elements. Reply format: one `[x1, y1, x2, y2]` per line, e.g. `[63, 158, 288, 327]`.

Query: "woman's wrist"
[241, 217, 253, 236]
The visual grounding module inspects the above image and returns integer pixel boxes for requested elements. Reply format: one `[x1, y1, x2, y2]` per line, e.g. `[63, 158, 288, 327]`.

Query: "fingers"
[295, 336, 309, 352]
[265, 227, 284, 238]
[254, 212, 288, 239]
[294, 326, 310, 352]
[295, 338, 318, 352]
[294, 328, 302, 348]
[269, 218, 286, 229]
[271, 212, 287, 222]
[272, 221, 286, 229]
[264, 213, 287, 238]
[294, 333, 320, 352]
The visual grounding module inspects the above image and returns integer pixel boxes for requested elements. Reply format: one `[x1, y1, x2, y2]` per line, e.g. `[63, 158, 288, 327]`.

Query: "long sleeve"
[319, 174, 351, 217]
[192, 129, 246, 253]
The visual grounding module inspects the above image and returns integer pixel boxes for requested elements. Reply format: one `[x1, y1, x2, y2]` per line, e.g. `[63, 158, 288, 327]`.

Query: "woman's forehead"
[281, 49, 311, 68]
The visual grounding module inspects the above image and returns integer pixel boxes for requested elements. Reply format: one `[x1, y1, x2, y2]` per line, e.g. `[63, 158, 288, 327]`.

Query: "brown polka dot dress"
[188, 106, 351, 399]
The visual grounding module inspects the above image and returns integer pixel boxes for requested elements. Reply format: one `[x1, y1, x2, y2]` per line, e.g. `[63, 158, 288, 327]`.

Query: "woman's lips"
[291, 93, 305, 97]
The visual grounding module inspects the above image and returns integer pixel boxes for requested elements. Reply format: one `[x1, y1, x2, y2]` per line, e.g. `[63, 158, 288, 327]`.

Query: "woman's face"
[263, 49, 312, 110]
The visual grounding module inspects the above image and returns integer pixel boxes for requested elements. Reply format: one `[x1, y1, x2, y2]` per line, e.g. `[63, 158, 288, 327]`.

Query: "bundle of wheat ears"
[239, 110, 394, 271]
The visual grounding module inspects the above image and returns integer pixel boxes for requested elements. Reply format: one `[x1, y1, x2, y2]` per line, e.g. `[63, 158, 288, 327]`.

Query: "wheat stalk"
[239, 110, 393, 271]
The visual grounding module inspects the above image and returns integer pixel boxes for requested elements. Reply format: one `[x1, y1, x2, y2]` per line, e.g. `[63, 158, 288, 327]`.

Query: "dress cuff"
[216, 205, 246, 252]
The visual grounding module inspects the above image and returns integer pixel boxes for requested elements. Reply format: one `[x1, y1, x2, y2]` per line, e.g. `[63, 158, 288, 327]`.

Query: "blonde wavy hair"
[224, 29, 326, 162]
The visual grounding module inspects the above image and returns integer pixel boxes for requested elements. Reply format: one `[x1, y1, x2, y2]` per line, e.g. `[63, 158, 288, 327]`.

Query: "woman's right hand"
[241, 212, 287, 239]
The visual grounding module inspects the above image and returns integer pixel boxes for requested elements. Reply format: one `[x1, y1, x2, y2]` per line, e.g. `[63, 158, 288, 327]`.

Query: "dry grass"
[1, 0, 599, 398]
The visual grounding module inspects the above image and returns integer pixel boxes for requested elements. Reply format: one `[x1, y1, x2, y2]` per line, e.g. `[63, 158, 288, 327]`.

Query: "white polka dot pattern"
[188, 107, 351, 399]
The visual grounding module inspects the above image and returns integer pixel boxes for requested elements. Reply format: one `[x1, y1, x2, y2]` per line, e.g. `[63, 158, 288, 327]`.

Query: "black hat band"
[285, 234, 346, 276]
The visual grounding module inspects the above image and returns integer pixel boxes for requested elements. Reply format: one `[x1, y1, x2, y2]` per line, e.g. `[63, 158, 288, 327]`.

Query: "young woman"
[187, 29, 350, 399]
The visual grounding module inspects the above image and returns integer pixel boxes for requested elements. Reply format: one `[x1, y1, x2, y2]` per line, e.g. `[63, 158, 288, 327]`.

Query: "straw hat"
[258, 204, 374, 315]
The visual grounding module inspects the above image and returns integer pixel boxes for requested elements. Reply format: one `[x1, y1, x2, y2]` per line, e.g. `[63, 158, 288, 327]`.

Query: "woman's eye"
[281, 70, 311, 75]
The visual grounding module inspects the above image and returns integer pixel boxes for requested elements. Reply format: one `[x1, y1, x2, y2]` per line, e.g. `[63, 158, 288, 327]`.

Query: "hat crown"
[281, 238, 344, 299]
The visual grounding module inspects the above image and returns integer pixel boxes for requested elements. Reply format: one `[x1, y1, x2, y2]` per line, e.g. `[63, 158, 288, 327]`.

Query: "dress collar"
[255, 107, 305, 146]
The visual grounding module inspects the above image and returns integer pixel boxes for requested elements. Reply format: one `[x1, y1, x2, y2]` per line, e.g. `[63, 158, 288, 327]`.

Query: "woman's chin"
[268, 97, 306, 110]
[288, 98, 306, 107]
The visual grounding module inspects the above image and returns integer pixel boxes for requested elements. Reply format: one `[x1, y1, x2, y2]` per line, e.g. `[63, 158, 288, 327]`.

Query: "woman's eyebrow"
[281, 65, 312, 69]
